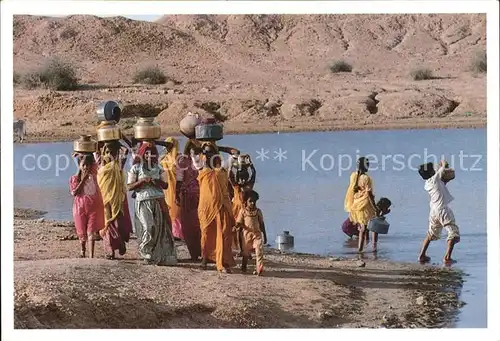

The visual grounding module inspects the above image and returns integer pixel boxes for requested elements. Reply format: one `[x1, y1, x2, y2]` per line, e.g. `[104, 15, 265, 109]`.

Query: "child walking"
[69, 154, 105, 258]
[236, 190, 267, 275]
[417, 161, 460, 264]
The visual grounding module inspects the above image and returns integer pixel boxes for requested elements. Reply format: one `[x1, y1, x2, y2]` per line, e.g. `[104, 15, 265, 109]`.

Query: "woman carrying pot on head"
[162, 140, 204, 261]
[344, 156, 378, 253]
[96, 141, 133, 259]
[96, 140, 134, 233]
[160, 137, 184, 242]
[191, 143, 235, 273]
[127, 141, 177, 266]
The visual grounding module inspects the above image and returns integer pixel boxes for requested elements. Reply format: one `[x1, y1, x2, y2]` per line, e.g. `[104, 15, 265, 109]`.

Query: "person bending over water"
[344, 157, 378, 253]
[69, 154, 105, 258]
[417, 161, 460, 264]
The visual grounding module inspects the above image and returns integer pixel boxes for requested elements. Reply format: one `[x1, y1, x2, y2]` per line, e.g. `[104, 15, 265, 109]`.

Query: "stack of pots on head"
[96, 100, 123, 143]
[179, 112, 224, 142]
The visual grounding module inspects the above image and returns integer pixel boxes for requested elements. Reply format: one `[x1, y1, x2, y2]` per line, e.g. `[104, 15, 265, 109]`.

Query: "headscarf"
[133, 141, 159, 166]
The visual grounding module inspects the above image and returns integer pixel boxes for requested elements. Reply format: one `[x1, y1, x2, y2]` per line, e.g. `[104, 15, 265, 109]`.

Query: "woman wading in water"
[344, 157, 378, 253]
[128, 142, 177, 265]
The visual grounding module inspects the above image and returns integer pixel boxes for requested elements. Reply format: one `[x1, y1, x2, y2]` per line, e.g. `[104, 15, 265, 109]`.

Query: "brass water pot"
[96, 121, 121, 142]
[73, 135, 97, 153]
[134, 117, 161, 140]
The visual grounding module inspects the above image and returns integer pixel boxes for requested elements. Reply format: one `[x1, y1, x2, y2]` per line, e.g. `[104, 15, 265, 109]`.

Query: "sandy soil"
[12, 14, 487, 143]
[13, 208, 465, 329]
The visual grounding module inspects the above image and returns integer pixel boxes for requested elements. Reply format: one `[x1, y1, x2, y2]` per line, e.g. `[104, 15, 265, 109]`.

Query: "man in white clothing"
[417, 160, 460, 264]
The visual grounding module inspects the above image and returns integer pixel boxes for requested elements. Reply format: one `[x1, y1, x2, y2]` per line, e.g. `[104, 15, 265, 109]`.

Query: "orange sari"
[197, 166, 235, 271]
[160, 137, 183, 240]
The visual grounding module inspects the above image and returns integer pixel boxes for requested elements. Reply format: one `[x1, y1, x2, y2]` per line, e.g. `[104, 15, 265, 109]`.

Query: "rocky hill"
[13, 14, 487, 141]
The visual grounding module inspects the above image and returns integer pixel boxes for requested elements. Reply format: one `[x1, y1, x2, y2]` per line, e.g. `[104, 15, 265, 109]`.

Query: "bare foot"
[220, 267, 232, 274]
[443, 258, 457, 264]
[418, 255, 431, 263]
[372, 244, 378, 253]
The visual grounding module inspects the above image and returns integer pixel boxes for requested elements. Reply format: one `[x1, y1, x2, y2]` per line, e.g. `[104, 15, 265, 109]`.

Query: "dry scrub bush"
[470, 51, 486, 74]
[133, 66, 168, 85]
[20, 58, 78, 90]
[410, 68, 434, 81]
[329, 60, 353, 73]
[13, 72, 21, 85]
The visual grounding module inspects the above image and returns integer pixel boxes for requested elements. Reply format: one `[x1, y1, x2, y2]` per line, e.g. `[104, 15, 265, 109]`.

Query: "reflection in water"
[276, 243, 294, 252]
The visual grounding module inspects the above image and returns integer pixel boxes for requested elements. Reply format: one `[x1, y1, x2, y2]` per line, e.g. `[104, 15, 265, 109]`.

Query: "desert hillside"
[13, 14, 487, 141]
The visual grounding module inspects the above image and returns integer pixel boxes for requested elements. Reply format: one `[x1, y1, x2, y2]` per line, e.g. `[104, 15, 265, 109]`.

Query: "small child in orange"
[236, 190, 267, 275]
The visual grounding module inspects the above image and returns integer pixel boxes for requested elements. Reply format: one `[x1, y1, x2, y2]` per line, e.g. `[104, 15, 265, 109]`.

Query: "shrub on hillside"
[470, 51, 486, 74]
[133, 66, 167, 85]
[20, 58, 79, 90]
[13, 72, 21, 85]
[329, 60, 352, 73]
[410, 68, 433, 81]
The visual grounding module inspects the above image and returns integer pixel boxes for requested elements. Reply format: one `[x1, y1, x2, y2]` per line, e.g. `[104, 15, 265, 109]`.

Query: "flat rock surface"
[13, 211, 465, 328]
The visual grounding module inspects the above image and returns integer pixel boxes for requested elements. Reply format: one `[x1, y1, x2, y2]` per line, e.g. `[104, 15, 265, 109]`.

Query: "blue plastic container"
[367, 216, 390, 234]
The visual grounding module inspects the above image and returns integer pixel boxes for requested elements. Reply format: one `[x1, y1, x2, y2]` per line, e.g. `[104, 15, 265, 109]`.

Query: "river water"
[13, 129, 487, 328]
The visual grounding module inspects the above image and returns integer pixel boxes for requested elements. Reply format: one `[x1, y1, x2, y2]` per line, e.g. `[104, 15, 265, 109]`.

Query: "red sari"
[177, 154, 202, 260]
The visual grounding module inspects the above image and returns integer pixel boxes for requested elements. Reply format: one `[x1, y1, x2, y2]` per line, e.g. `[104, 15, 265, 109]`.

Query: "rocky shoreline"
[13, 208, 465, 328]
[15, 118, 486, 144]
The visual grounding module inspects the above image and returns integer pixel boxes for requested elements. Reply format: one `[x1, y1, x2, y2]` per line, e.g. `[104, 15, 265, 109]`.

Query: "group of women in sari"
[72, 133, 251, 271]
[160, 138, 253, 273]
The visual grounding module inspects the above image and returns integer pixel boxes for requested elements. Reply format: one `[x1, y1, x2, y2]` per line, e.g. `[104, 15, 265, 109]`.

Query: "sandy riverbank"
[15, 118, 487, 144]
[12, 208, 465, 328]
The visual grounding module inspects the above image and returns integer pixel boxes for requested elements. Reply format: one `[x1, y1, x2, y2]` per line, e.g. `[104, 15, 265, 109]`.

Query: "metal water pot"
[367, 217, 390, 234]
[195, 123, 223, 141]
[73, 135, 97, 153]
[96, 121, 121, 142]
[275, 231, 294, 245]
[96, 100, 123, 123]
[134, 117, 161, 140]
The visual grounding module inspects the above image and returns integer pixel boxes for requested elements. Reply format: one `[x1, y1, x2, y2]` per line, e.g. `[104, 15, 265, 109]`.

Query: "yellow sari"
[97, 160, 126, 237]
[344, 171, 377, 226]
[160, 137, 182, 239]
